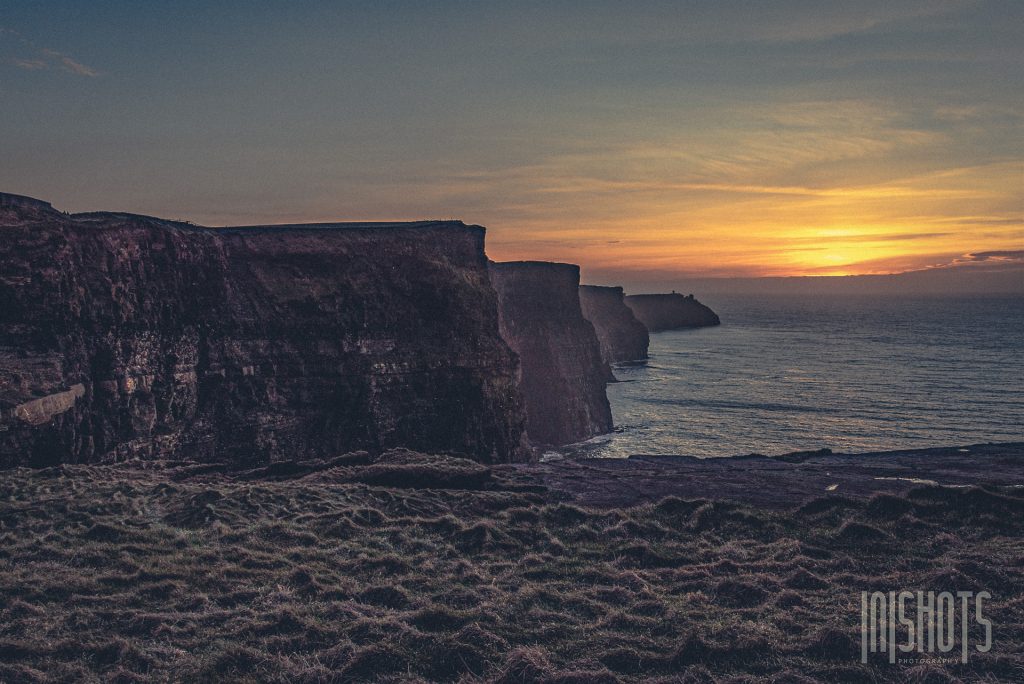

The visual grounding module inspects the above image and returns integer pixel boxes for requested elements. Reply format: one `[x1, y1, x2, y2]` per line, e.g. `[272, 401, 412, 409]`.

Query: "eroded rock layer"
[0, 192, 528, 467]
[579, 285, 649, 365]
[625, 293, 721, 332]
[489, 261, 612, 447]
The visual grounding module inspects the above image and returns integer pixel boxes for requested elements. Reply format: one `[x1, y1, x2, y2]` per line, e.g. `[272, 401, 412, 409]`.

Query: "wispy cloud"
[12, 57, 46, 70]
[908, 250, 1024, 274]
[1, 27, 99, 77]
[39, 48, 98, 77]
[962, 250, 1024, 263]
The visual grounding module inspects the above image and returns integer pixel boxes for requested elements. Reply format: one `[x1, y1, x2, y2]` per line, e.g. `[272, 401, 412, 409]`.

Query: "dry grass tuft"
[0, 455, 1021, 681]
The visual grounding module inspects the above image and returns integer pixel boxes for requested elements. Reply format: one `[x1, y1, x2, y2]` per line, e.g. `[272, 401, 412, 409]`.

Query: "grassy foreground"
[1, 450, 1022, 682]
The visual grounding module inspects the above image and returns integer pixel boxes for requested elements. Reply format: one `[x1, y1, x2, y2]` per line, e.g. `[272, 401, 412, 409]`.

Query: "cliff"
[489, 261, 613, 447]
[624, 293, 721, 332]
[0, 193, 529, 467]
[579, 285, 649, 365]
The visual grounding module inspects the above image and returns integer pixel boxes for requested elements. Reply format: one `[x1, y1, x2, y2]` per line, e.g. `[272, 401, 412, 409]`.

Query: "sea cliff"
[0, 193, 528, 466]
[579, 285, 649, 366]
[625, 292, 721, 331]
[489, 262, 613, 446]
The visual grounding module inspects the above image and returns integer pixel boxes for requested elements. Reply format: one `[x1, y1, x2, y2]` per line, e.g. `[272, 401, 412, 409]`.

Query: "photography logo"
[861, 591, 992, 664]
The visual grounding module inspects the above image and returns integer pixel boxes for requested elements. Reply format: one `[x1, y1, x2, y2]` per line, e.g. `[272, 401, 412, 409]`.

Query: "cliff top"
[580, 284, 625, 294]
[625, 292, 695, 300]
[215, 220, 480, 235]
[0, 192, 55, 211]
[0, 192, 481, 235]
[489, 260, 580, 274]
[514, 441, 1024, 509]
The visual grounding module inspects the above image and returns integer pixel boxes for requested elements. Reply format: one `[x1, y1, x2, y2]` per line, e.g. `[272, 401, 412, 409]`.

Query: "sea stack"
[579, 285, 649, 365]
[625, 293, 721, 332]
[489, 261, 613, 447]
[0, 193, 529, 467]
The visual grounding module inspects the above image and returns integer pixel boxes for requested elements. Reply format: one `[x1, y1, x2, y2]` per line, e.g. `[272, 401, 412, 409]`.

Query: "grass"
[0, 451, 1022, 682]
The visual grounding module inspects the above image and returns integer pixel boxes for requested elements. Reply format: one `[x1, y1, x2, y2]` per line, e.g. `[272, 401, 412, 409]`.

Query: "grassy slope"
[1, 454, 1022, 683]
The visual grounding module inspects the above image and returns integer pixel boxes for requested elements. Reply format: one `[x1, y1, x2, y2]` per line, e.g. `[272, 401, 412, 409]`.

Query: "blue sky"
[1, 1, 1022, 282]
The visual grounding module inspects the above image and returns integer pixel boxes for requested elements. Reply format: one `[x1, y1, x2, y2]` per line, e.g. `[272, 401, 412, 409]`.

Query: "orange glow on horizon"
[116, 100, 1021, 283]
[483, 157, 1024, 280]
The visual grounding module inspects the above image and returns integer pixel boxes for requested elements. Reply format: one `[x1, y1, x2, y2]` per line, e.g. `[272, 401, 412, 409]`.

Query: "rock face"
[579, 285, 649, 365]
[0, 192, 529, 467]
[624, 293, 721, 332]
[489, 261, 613, 447]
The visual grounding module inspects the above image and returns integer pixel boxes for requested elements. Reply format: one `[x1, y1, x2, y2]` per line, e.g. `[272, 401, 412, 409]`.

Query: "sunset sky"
[2, 1, 1022, 284]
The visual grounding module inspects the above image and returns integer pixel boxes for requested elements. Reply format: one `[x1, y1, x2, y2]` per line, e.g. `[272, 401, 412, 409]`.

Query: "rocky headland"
[578, 285, 649, 367]
[625, 292, 721, 331]
[489, 261, 613, 447]
[0, 192, 529, 466]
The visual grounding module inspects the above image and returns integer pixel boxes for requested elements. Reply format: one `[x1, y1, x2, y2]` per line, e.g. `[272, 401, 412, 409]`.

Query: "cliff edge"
[579, 285, 649, 366]
[0, 193, 528, 466]
[624, 293, 721, 332]
[489, 262, 613, 447]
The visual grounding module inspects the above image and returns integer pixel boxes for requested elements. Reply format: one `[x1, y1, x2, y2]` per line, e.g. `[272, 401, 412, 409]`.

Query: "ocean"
[560, 294, 1024, 459]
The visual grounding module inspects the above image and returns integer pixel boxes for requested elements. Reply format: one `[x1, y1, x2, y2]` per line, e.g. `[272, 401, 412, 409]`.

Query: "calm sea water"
[560, 294, 1024, 459]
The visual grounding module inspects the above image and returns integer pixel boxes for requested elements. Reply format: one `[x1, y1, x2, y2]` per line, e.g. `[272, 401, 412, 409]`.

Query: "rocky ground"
[523, 442, 1024, 509]
[1, 444, 1023, 682]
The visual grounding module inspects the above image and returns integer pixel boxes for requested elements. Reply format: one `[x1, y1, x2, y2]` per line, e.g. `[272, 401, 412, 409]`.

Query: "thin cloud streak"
[12, 57, 46, 70]
[961, 250, 1024, 263]
[40, 48, 98, 77]
[2, 27, 98, 77]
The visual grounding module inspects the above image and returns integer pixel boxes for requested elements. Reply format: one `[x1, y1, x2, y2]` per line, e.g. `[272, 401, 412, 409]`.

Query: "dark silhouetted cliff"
[579, 285, 649, 366]
[0, 193, 529, 466]
[489, 262, 612, 447]
[625, 293, 721, 332]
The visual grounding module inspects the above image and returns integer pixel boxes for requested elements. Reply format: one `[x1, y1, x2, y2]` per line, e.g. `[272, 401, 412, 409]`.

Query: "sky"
[1, 1, 1022, 288]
